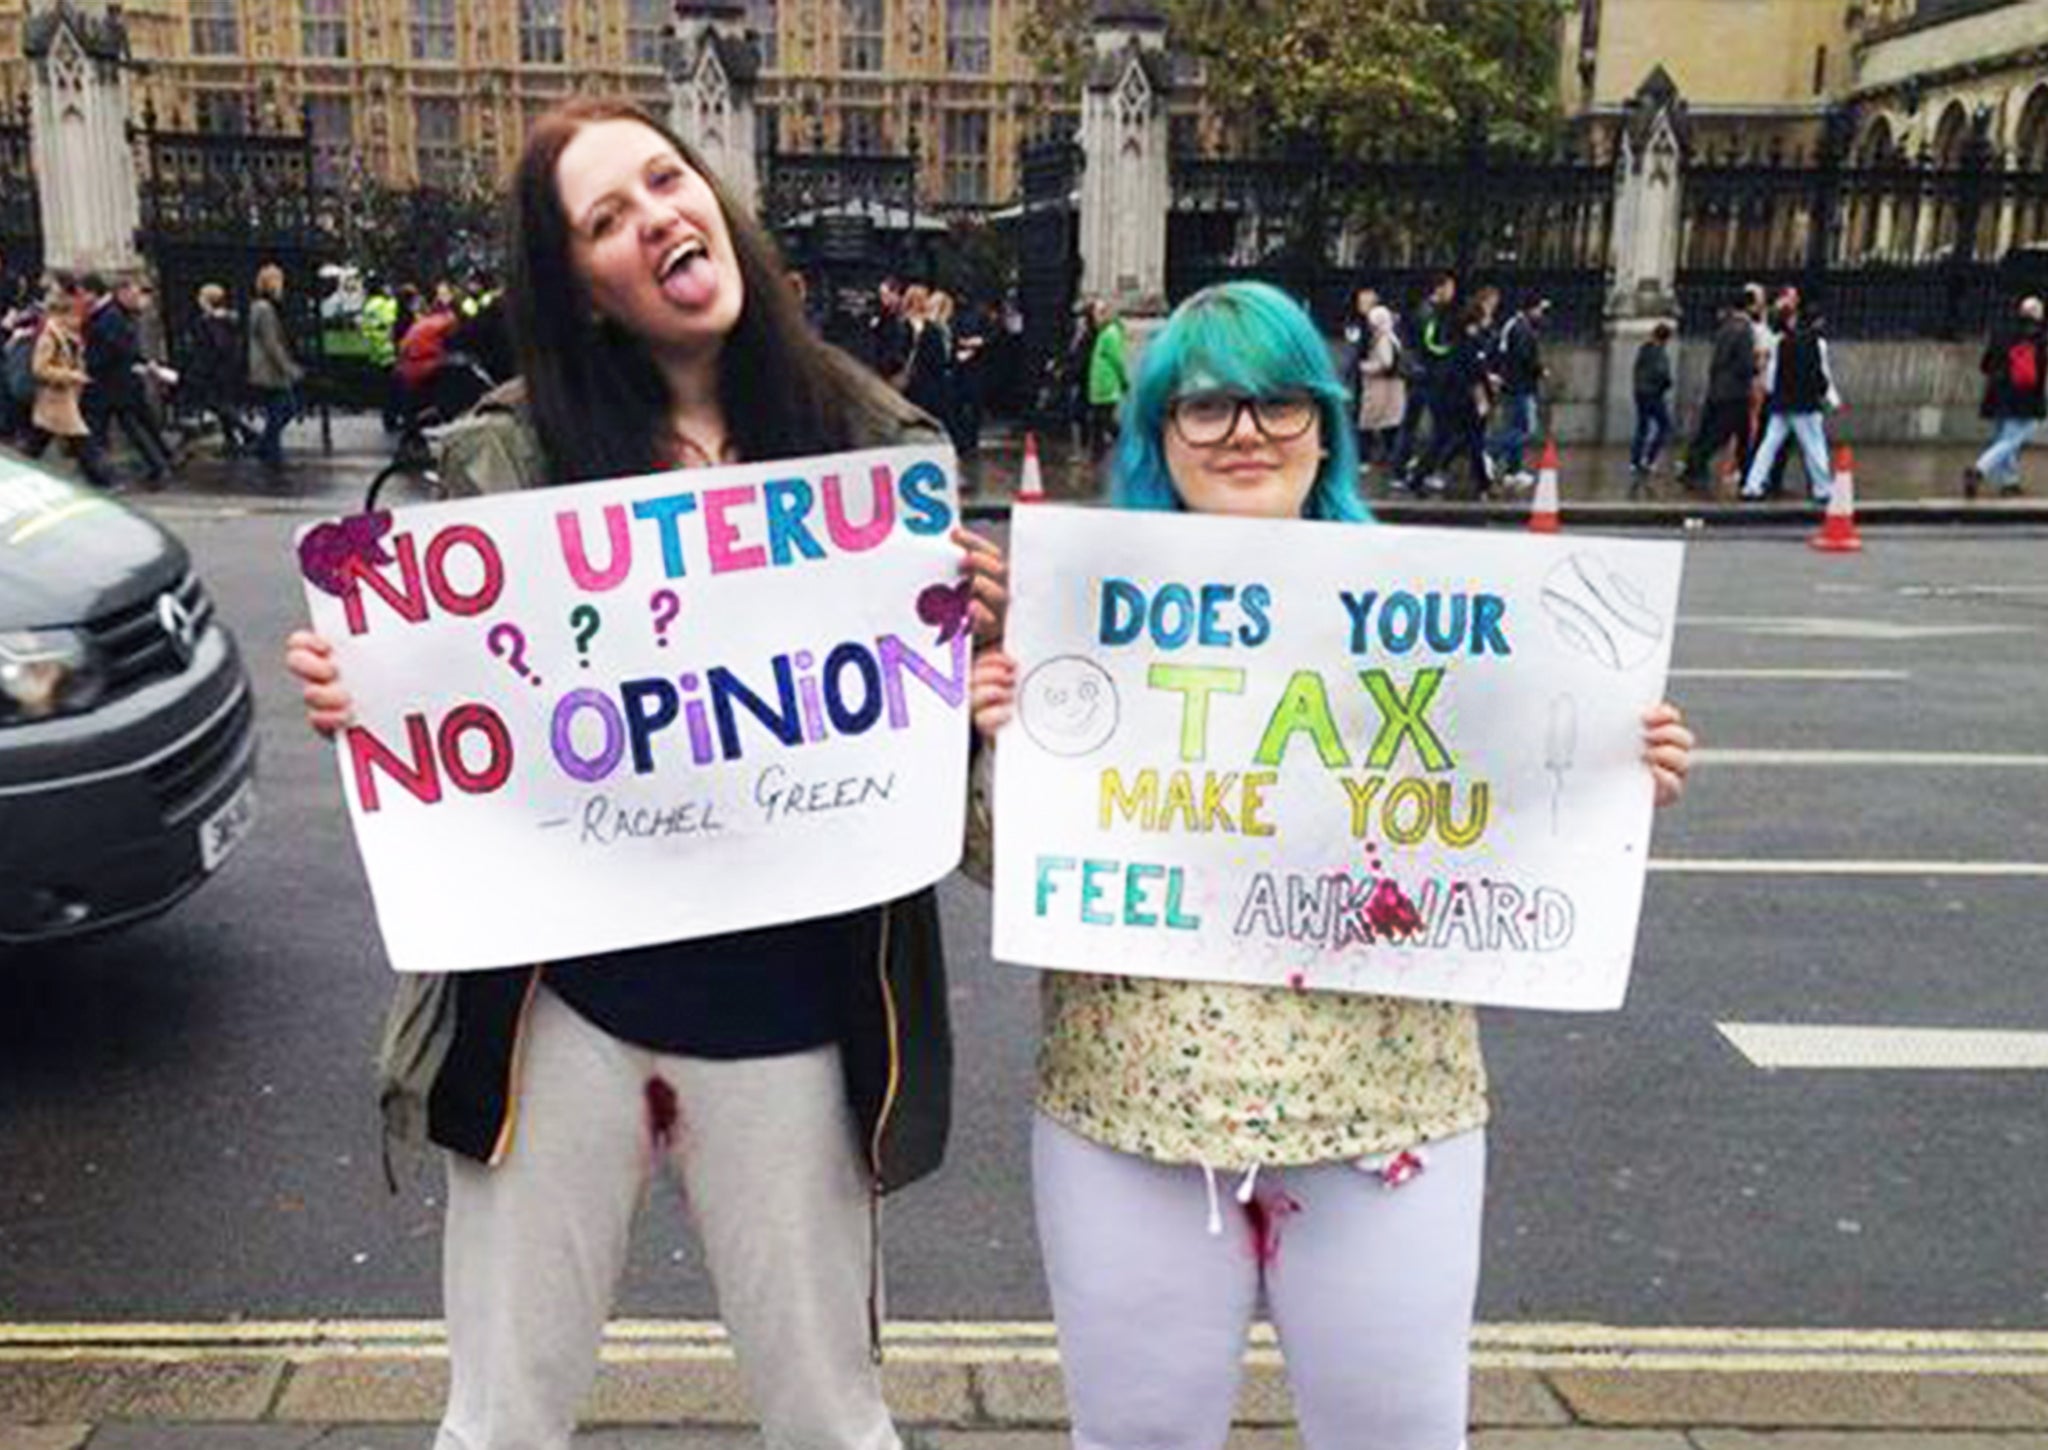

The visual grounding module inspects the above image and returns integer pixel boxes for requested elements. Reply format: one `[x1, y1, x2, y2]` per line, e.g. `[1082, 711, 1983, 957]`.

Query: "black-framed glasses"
[1167, 390, 1318, 447]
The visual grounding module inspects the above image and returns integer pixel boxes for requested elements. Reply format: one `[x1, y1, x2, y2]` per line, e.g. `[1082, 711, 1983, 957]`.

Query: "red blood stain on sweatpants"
[645, 1076, 680, 1153]
[1244, 1190, 1302, 1268]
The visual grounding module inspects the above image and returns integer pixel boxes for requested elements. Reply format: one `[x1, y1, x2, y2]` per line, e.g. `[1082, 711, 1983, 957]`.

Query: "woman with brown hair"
[247, 262, 304, 471]
[284, 97, 1003, 1450]
[20, 275, 117, 488]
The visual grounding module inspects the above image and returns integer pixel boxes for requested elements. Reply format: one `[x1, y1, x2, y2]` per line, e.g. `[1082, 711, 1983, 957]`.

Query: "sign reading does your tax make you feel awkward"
[296, 444, 972, 974]
[991, 508, 1685, 1012]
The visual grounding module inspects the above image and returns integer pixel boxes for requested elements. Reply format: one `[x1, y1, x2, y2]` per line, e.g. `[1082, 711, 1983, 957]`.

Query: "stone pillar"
[1602, 68, 1688, 446]
[1078, 0, 1170, 317]
[24, 1, 142, 276]
[667, 0, 761, 216]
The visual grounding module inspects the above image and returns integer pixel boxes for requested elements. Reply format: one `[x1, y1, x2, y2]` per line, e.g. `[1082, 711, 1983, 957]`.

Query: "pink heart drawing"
[915, 578, 974, 645]
[298, 512, 396, 599]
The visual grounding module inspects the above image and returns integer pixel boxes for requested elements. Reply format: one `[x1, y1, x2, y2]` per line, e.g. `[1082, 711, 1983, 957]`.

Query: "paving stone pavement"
[10, 1427, 2048, 1450]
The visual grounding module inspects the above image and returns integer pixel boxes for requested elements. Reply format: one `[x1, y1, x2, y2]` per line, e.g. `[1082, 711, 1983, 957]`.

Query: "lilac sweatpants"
[1032, 1112, 1485, 1450]
[435, 986, 895, 1450]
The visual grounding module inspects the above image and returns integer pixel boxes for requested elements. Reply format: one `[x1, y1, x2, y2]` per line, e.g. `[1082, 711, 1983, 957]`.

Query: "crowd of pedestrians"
[1, 259, 306, 489]
[342, 273, 516, 481]
[1313, 273, 2042, 501]
[861, 273, 1027, 466]
[4, 245, 2040, 508]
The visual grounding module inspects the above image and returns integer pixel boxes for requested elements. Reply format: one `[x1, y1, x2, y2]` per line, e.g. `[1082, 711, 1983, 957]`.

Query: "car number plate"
[200, 777, 258, 872]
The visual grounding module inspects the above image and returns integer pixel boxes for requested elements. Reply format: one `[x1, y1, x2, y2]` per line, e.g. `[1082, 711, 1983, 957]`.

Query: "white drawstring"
[1200, 1162, 1277, 1235]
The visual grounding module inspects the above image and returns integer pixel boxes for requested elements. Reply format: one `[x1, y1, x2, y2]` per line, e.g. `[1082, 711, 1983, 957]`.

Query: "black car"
[0, 454, 256, 944]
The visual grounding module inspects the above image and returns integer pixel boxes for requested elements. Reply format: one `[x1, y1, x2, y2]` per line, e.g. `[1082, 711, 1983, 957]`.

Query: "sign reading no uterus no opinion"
[992, 507, 1685, 1012]
[296, 444, 972, 974]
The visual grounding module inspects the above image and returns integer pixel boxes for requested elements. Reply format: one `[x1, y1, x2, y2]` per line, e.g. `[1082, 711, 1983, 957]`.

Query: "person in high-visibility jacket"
[358, 281, 402, 432]
[358, 285, 398, 366]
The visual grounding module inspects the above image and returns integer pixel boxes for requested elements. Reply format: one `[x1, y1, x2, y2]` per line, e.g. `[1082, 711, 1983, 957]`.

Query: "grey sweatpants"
[1033, 1113, 1485, 1450]
[434, 985, 897, 1450]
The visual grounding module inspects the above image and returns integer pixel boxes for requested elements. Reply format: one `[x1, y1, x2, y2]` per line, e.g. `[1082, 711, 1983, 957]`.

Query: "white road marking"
[1697, 748, 2048, 767]
[1812, 584, 2048, 599]
[1668, 668, 1909, 681]
[1651, 858, 2048, 876]
[1898, 584, 2048, 598]
[1718, 1023, 2048, 1070]
[1679, 615, 2033, 640]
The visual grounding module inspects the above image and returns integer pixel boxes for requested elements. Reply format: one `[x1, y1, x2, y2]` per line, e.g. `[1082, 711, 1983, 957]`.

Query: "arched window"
[1849, 115, 1897, 261]
[1930, 101, 1972, 257]
[2014, 86, 2048, 247]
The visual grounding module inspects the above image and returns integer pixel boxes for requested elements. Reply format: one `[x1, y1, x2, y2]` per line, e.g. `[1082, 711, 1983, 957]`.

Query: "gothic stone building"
[0, 0, 1071, 206]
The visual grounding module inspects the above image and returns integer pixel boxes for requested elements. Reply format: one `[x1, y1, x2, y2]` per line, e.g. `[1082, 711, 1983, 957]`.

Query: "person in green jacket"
[358, 283, 399, 367]
[357, 281, 403, 431]
[1085, 298, 1128, 458]
[284, 97, 1006, 1450]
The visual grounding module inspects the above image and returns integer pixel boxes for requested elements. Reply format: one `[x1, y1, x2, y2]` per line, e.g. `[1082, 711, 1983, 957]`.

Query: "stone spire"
[668, 0, 763, 214]
[24, 0, 142, 274]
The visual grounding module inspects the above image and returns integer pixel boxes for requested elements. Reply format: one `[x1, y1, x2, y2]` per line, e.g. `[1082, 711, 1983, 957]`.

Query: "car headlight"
[0, 629, 108, 723]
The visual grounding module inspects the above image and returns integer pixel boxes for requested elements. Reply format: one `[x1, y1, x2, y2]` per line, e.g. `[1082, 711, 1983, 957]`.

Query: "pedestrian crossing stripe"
[1718, 1023, 2048, 1070]
[1650, 858, 2048, 876]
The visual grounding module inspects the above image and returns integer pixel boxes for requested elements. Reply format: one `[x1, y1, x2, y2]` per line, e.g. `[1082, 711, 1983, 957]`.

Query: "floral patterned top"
[1036, 971, 1489, 1167]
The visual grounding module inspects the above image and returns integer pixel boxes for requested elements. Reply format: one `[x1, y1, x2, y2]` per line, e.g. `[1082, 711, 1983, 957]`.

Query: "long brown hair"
[506, 97, 863, 483]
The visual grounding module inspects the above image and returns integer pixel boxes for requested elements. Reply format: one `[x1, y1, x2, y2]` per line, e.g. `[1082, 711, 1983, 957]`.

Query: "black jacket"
[1769, 329, 1830, 414]
[1979, 322, 2047, 422]
[1498, 313, 1544, 392]
[185, 310, 245, 408]
[1633, 340, 1673, 399]
[1705, 314, 1758, 402]
[83, 299, 147, 409]
[399, 363, 955, 1196]
[904, 320, 953, 420]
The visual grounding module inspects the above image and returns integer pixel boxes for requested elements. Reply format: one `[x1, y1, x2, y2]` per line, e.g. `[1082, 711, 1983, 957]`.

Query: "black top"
[872, 312, 913, 378]
[544, 910, 875, 1058]
[1706, 315, 1758, 401]
[1770, 330, 1829, 414]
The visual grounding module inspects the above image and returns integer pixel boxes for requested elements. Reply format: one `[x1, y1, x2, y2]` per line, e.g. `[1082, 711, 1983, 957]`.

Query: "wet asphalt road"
[2, 502, 2045, 1328]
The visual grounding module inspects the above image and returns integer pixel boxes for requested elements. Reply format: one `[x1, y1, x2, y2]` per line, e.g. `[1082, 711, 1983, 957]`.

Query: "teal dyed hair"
[1109, 282, 1369, 522]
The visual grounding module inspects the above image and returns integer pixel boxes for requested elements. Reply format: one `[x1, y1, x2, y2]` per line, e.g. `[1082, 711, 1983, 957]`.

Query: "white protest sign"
[296, 444, 970, 974]
[991, 507, 1685, 1011]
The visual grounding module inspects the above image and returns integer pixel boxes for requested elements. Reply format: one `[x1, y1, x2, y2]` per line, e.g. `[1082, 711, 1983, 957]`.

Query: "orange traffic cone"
[1015, 431, 1046, 503]
[1528, 437, 1562, 533]
[1809, 445, 1863, 553]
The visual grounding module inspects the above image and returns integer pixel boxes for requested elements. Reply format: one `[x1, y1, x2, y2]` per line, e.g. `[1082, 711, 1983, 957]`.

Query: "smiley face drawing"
[1019, 656, 1121, 757]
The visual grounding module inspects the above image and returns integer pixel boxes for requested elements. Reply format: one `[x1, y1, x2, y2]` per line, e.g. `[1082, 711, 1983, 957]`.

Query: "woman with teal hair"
[1108, 281, 1365, 520]
[970, 281, 1694, 1450]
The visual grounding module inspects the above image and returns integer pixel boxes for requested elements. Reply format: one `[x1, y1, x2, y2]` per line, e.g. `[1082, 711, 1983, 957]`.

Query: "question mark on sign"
[486, 622, 542, 687]
[650, 588, 681, 648]
[570, 604, 602, 667]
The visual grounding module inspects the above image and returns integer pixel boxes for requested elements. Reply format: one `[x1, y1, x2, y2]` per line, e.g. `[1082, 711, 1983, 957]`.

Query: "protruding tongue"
[661, 253, 718, 309]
